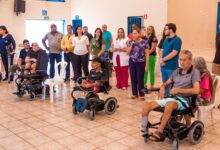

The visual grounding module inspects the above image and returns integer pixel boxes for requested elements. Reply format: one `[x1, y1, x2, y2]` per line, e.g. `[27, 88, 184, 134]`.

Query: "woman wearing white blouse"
[72, 26, 90, 81]
[110, 28, 129, 90]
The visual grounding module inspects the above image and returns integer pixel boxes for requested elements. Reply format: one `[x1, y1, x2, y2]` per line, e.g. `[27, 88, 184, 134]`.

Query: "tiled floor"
[0, 74, 219, 150]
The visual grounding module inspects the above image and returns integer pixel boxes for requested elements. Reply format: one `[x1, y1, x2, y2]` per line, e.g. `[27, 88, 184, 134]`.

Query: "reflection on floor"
[0, 74, 219, 150]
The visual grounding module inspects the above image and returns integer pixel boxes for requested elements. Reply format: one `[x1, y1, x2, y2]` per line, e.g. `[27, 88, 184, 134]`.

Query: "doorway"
[25, 19, 65, 49]
[127, 16, 143, 35]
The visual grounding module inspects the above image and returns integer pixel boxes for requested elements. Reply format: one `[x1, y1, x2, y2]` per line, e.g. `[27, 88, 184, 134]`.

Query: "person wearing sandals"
[127, 28, 150, 100]
[141, 50, 200, 141]
[110, 28, 129, 90]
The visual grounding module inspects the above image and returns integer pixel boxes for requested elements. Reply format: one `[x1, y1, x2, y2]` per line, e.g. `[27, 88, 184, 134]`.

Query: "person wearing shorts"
[140, 50, 201, 141]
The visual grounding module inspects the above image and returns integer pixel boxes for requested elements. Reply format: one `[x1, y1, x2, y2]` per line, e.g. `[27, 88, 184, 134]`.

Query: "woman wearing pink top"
[193, 57, 212, 105]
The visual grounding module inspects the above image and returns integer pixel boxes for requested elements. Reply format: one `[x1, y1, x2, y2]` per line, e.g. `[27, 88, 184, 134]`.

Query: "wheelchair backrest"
[36, 51, 48, 75]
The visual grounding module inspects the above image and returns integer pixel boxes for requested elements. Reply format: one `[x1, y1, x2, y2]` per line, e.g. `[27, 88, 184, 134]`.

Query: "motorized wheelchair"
[14, 51, 49, 99]
[71, 61, 119, 120]
[143, 93, 204, 150]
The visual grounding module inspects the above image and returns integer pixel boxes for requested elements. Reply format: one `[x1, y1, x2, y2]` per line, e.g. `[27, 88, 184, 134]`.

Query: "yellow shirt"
[61, 34, 74, 53]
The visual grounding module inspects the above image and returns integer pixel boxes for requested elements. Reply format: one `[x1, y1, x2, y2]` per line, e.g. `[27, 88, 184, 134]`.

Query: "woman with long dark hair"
[143, 26, 158, 90]
[90, 28, 106, 58]
[0, 25, 16, 81]
[72, 26, 90, 81]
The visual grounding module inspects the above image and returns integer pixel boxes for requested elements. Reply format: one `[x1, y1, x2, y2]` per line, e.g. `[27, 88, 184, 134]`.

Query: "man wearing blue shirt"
[102, 24, 113, 60]
[159, 23, 182, 97]
[9, 40, 31, 81]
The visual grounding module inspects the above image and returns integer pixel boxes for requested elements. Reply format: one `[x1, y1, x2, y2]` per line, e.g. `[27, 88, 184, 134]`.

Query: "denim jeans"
[160, 67, 175, 97]
[49, 53, 61, 78]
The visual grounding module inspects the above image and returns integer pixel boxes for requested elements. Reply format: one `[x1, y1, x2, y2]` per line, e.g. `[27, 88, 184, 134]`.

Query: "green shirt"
[91, 38, 106, 56]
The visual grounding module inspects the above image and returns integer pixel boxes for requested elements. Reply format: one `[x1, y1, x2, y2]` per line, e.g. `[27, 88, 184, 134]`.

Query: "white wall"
[72, 0, 167, 38]
[0, 0, 72, 48]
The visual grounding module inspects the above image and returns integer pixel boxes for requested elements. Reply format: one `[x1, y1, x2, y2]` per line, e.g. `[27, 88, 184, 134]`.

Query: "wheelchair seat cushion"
[75, 98, 88, 112]
[154, 107, 193, 116]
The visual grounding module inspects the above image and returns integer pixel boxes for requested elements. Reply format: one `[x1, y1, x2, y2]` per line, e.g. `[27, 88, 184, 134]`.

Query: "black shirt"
[214, 33, 220, 64]
[88, 69, 108, 82]
[27, 49, 42, 59]
[143, 35, 158, 56]
[158, 37, 166, 49]
[84, 32, 93, 42]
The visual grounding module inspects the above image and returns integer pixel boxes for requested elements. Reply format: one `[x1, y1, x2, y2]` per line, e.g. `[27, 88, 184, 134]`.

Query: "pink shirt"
[200, 76, 212, 99]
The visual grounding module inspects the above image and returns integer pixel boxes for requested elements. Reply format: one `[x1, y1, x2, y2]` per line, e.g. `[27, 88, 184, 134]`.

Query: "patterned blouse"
[127, 39, 149, 62]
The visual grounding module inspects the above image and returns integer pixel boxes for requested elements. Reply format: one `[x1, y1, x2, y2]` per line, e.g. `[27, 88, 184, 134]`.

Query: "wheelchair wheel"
[188, 121, 204, 145]
[85, 92, 99, 100]
[172, 138, 179, 150]
[89, 110, 95, 120]
[30, 93, 35, 99]
[104, 97, 118, 115]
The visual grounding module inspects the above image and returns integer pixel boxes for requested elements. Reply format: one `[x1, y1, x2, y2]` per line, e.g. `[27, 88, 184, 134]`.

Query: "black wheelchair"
[71, 64, 119, 120]
[143, 94, 204, 150]
[14, 51, 49, 99]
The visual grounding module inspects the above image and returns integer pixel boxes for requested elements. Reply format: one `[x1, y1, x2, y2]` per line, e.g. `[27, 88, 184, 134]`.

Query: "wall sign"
[42, 10, 48, 16]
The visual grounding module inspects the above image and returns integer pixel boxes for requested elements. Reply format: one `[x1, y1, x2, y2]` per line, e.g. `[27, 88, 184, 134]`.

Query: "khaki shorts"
[212, 63, 220, 76]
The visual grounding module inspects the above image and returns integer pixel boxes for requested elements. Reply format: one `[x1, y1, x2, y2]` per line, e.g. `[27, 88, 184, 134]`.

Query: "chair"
[197, 74, 220, 126]
[43, 61, 67, 102]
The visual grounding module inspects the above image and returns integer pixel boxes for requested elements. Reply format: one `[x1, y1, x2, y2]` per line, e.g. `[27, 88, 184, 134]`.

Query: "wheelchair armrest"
[76, 76, 88, 83]
[149, 87, 160, 92]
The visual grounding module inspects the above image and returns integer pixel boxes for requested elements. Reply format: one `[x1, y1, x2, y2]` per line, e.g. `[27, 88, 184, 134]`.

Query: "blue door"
[72, 20, 83, 33]
[127, 16, 143, 35]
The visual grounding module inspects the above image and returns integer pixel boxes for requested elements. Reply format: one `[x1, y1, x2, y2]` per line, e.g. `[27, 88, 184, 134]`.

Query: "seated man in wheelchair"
[24, 42, 43, 75]
[13, 42, 49, 99]
[9, 39, 31, 82]
[73, 56, 109, 94]
[141, 50, 201, 142]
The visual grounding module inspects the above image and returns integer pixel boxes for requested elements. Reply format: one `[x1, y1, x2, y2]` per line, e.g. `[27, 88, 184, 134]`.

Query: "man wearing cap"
[42, 24, 63, 78]
[73, 57, 108, 93]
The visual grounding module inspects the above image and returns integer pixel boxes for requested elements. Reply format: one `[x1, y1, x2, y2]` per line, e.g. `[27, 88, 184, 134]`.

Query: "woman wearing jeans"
[143, 26, 158, 90]
[127, 28, 149, 100]
[72, 26, 90, 81]
[110, 28, 129, 90]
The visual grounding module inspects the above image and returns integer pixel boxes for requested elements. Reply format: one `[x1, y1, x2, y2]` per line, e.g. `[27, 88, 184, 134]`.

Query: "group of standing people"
[0, 23, 220, 103]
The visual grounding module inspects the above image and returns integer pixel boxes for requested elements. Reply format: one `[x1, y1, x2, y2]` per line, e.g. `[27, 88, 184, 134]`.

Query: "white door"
[25, 20, 65, 49]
